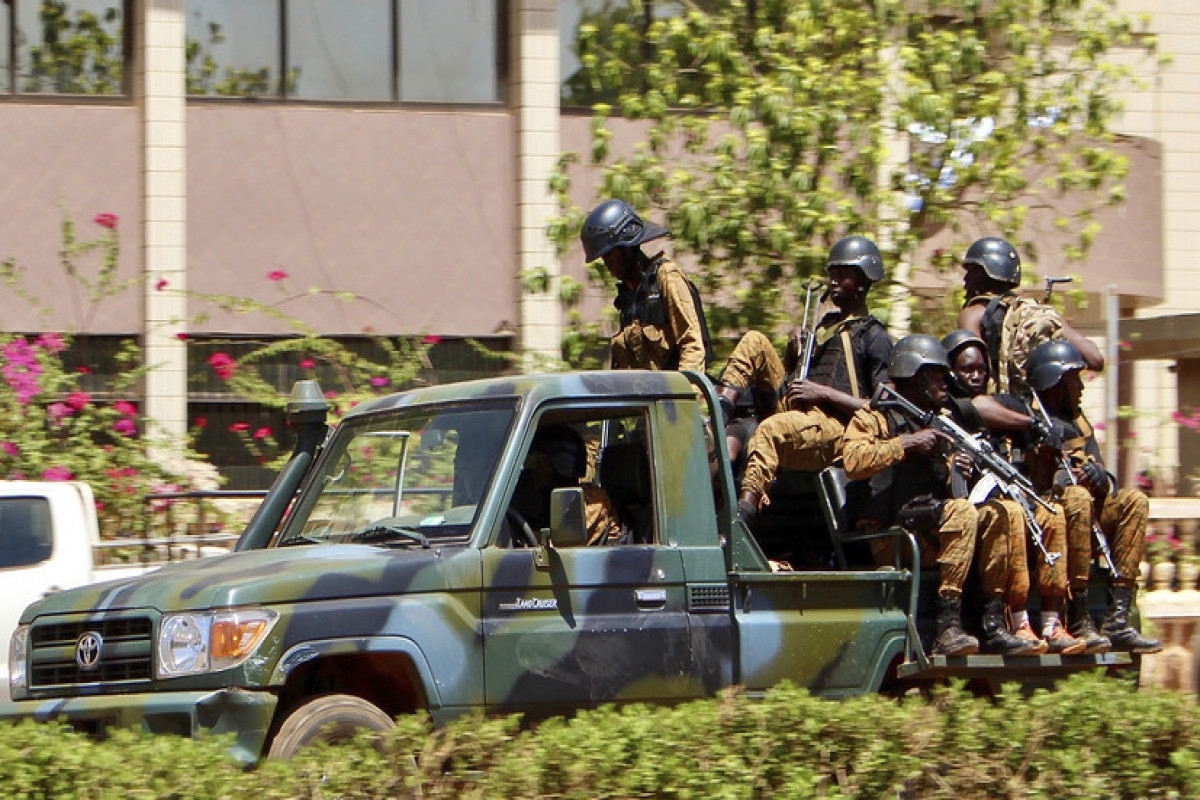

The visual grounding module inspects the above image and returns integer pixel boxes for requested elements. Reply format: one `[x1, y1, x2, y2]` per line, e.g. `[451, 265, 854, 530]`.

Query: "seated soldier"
[509, 424, 625, 546]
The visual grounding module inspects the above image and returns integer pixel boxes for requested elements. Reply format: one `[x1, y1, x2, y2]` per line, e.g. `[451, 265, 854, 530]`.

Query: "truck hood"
[21, 544, 472, 621]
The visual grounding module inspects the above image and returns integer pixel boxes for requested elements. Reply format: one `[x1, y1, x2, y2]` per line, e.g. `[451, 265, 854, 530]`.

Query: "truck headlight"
[157, 609, 278, 678]
[9, 625, 28, 693]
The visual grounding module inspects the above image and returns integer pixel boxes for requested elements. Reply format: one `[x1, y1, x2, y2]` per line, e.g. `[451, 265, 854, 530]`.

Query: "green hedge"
[0, 673, 1196, 799]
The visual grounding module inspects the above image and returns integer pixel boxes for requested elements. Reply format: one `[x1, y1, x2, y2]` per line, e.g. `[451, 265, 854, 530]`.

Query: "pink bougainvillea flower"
[42, 466, 73, 481]
[36, 332, 65, 353]
[194, 416, 207, 428]
[2, 338, 43, 405]
[253, 427, 272, 440]
[298, 358, 316, 370]
[76, 365, 92, 374]
[370, 376, 389, 388]
[229, 422, 250, 432]
[48, 402, 73, 420]
[66, 391, 90, 411]
[176, 332, 189, 341]
[422, 335, 442, 345]
[267, 270, 289, 282]
[114, 400, 137, 417]
[1, 441, 18, 457]
[94, 212, 118, 229]
[112, 418, 137, 437]
[208, 352, 237, 380]
[155, 278, 169, 291]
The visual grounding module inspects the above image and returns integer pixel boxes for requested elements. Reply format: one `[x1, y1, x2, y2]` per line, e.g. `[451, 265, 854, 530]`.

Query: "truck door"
[481, 408, 698, 713]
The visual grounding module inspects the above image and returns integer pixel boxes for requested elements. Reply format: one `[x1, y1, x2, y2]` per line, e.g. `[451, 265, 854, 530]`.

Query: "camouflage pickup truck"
[0, 370, 1132, 761]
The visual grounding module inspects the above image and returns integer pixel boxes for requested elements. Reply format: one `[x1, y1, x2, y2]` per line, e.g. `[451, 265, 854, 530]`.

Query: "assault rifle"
[871, 384, 1062, 566]
[1028, 390, 1120, 579]
[1043, 275, 1073, 304]
[786, 279, 826, 382]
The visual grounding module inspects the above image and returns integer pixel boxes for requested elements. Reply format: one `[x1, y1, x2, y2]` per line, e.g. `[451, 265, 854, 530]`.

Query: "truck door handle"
[635, 588, 667, 609]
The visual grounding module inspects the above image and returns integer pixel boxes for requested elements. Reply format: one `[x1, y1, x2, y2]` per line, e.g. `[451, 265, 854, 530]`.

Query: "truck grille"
[688, 584, 731, 612]
[29, 615, 154, 689]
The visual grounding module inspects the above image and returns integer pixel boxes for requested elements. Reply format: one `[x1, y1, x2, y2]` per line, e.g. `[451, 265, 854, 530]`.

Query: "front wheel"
[267, 694, 394, 759]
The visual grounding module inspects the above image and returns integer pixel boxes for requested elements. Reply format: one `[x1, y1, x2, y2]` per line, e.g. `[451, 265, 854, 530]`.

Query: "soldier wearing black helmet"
[735, 236, 893, 520]
[842, 334, 1018, 656]
[941, 330, 1089, 655]
[1022, 339, 1161, 653]
[580, 199, 710, 374]
[957, 236, 1104, 394]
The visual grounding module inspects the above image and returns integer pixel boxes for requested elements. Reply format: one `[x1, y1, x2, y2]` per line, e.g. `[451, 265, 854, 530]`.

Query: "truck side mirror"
[547, 487, 587, 547]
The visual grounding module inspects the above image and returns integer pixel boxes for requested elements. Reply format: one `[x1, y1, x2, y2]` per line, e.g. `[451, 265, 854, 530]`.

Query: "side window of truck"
[507, 409, 655, 547]
[0, 497, 53, 568]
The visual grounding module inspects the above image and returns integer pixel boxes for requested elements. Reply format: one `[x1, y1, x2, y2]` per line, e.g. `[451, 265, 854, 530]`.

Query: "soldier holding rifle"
[1023, 340, 1162, 654]
[941, 330, 1089, 654]
[734, 236, 893, 521]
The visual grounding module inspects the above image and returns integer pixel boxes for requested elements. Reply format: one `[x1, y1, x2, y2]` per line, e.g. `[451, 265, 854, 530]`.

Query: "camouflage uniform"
[611, 256, 707, 373]
[582, 484, 625, 546]
[1060, 483, 1147, 588]
[719, 330, 786, 394]
[843, 407, 987, 598]
[739, 313, 890, 499]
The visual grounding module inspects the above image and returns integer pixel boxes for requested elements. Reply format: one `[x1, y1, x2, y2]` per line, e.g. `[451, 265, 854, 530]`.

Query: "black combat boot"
[1067, 592, 1112, 654]
[932, 594, 979, 656]
[1101, 585, 1162, 654]
[980, 598, 1044, 656]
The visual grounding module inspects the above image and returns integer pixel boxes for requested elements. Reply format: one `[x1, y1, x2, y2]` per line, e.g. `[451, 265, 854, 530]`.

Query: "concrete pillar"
[134, 1, 188, 446]
[512, 0, 562, 368]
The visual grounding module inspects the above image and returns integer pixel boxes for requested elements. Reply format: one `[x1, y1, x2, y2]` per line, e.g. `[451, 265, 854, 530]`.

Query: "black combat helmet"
[1025, 339, 1086, 392]
[580, 199, 669, 262]
[941, 329, 987, 363]
[826, 235, 884, 283]
[889, 334, 949, 380]
[962, 237, 1021, 286]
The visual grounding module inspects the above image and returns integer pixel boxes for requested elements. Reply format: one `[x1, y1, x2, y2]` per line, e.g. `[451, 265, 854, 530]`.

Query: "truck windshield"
[276, 401, 516, 547]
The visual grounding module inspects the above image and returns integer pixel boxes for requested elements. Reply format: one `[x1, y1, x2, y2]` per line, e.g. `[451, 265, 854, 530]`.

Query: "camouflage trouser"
[866, 498, 978, 597]
[937, 499, 979, 597]
[977, 499, 1027, 605]
[1061, 485, 1147, 589]
[719, 330, 786, 393]
[1031, 501, 1069, 599]
[739, 408, 845, 498]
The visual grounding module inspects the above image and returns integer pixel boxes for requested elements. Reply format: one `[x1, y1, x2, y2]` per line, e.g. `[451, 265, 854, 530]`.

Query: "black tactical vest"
[805, 317, 880, 398]
[615, 255, 715, 369]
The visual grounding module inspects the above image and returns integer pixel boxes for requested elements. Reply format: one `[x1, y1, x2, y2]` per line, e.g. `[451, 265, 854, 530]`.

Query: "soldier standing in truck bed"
[735, 236, 893, 522]
[580, 199, 712, 374]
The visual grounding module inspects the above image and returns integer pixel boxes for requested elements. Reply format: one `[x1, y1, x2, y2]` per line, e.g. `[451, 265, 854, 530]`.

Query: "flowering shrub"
[0, 332, 190, 536]
[1145, 532, 1184, 565]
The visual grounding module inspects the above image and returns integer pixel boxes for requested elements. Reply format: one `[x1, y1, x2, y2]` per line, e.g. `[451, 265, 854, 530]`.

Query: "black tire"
[267, 694, 395, 759]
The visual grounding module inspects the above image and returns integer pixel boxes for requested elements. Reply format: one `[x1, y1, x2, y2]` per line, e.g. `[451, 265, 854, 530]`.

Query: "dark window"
[4, 0, 130, 96]
[0, 497, 54, 568]
[186, 0, 505, 103]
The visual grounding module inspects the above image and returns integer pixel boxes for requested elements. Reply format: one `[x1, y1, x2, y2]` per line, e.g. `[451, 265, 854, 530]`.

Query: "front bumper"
[0, 688, 278, 763]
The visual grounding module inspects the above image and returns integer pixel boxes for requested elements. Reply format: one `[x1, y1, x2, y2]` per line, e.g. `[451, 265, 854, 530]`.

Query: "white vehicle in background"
[0, 481, 236, 702]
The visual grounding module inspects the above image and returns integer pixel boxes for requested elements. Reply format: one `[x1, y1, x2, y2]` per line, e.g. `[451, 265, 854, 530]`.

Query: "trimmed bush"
[0, 674, 1196, 799]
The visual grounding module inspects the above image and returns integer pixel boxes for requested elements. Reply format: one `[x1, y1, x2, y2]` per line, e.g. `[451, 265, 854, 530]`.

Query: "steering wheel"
[505, 507, 539, 548]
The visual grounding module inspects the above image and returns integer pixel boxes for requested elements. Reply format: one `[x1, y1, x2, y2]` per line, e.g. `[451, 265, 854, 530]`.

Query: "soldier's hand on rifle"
[1077, 459, 1111, 496]
[783, 329, 805, 375]
[784, 379, 826, 411]
[1028, 415, 1064, 451]
[951, 450, 975, 479]
[900, 429, 949, 459]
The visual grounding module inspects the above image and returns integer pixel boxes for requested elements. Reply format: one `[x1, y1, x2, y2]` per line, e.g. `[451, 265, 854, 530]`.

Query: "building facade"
[0, 0, 1196, 490]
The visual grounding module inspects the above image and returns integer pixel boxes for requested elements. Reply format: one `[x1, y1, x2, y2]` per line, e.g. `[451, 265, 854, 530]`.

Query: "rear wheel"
[267, 694, 395, 759]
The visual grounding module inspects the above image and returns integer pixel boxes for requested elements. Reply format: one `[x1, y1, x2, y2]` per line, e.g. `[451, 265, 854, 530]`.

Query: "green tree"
[23, 0, 124, 94]
[548, 0, 1159, 363]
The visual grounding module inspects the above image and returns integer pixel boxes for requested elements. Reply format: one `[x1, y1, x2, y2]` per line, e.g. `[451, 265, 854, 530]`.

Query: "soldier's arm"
[971, 394, 1034, 433]
[958, 302, 986, 336]
[660, 266, 707, 373]
[1062, 325, 1105, 372]
[843, 409, 904, 480]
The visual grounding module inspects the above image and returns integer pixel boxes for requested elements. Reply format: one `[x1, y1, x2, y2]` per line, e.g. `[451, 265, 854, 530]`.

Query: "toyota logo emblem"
[75, 631, 103, 671]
